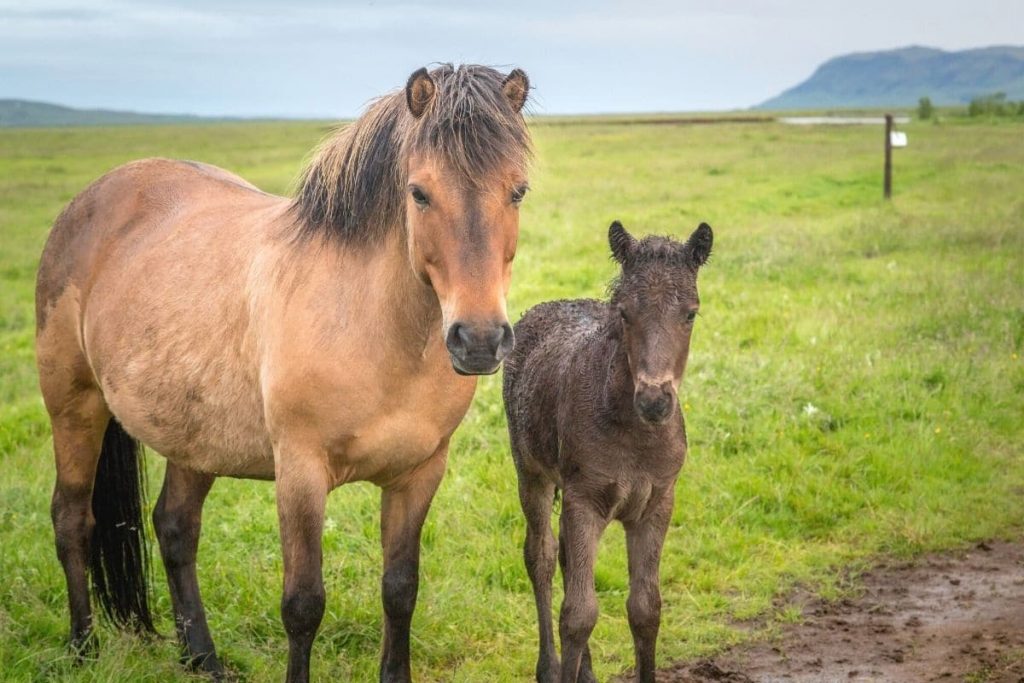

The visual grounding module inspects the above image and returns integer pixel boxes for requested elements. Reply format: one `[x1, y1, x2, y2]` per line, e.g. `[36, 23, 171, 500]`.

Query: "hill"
[758, 45, 1024, 109]
[0, 99, 215, 127]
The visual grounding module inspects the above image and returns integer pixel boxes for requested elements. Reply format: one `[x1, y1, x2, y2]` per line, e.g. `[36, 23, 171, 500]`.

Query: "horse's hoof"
[69, 630, 98, 663]
[182, 651, 229, 680]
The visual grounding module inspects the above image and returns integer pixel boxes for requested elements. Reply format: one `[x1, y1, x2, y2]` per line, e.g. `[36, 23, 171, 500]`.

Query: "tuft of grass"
[1, 116, 1022, 681]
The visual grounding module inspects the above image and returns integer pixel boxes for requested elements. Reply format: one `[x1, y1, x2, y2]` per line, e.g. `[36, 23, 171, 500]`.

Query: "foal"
[503, 221, 713, 683]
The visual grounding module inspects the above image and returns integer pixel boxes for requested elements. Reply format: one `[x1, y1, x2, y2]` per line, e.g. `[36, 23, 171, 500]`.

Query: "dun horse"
[503, 221, 713, 683]
[35, 64, 531, 682]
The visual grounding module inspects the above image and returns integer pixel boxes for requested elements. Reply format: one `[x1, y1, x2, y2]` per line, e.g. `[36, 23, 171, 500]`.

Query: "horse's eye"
[685, 310, 698, 323]
[410, 187, 429, 207]
[618, 305, 630, 322]
[511, 185, 529, 205]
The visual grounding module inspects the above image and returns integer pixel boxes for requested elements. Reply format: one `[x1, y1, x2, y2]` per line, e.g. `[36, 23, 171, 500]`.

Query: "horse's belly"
[99, 356, 274, 478]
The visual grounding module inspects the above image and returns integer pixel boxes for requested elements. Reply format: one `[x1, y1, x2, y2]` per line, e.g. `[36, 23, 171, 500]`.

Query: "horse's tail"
[89, 418, 155, 632]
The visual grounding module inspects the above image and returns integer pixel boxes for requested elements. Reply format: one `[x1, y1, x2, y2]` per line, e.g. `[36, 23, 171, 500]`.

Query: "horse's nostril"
[456, 324, 476, 350]
[496, 323, 515, 359]
[446, 323, 466, 356]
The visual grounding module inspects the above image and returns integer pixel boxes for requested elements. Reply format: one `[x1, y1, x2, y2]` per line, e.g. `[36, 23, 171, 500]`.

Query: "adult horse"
[35, 64, 531, 682]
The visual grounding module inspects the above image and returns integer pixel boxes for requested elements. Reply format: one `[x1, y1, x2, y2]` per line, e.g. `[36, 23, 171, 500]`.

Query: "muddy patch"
[661, 540, 1024, 682]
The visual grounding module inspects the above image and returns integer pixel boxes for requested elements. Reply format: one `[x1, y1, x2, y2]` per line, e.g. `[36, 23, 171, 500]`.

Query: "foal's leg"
[48, 388, 109, 655]
[557, 528, 598, 683]
[275, 448, 330, 683]
[624, 490, 674, 683]
[517, 468, 558, 682]
[557, 494, 605, 683]
[379, 442, 448, 683]
[153, 463, 222, 675]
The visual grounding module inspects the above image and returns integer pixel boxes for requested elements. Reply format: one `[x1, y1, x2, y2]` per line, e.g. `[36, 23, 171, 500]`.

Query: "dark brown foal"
[504, 221, 713, 683]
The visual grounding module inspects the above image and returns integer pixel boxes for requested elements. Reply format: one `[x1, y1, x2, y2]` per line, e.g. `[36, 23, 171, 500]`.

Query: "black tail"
[89, 418, 154, 632]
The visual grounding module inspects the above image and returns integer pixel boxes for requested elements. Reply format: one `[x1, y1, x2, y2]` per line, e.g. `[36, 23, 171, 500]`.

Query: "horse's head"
[608, 221, 713, 424]
[292, 64, 531, 375]
[402, 66, 531, 375]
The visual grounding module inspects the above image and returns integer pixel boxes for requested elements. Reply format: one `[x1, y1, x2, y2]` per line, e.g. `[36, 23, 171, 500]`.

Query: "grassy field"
[1, 115, 1022, 681]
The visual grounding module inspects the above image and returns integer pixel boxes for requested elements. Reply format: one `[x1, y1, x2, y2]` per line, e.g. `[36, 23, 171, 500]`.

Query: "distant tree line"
[966, 92, 1024, 117]
[917, 93, 1024, 120]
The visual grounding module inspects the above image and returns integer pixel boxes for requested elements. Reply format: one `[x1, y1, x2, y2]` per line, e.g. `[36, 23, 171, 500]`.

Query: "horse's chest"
[309, 373, 477, 486]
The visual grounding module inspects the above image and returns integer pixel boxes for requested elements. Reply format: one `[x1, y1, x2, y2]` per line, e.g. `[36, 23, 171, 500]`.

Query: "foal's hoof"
[536, 656, 560, 683]
[577, 657, 599, 683]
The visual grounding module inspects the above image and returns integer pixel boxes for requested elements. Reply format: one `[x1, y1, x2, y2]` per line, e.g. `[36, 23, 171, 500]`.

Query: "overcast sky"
[1, 0, 1020, 117]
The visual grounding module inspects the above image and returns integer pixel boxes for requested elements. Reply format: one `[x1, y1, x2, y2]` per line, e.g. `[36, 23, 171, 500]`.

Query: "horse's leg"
[557, 495, 604, 683]
[48, 387, 109, 655]
[275, 449, 330, 683]
[624, 490, 673, 683]
[379, 442, 448, 683]
[517, 469, 559, 683]
[153, 462, 223, 676]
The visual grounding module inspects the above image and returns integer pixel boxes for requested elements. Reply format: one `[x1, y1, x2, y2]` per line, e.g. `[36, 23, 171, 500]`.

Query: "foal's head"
[608, 221, 713, 424]
[294, 64, 532, 375]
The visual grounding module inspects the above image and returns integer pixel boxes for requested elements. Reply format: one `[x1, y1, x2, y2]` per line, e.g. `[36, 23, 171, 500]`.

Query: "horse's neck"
[271, 231, 443, 367]
[374, 236, 442, 357]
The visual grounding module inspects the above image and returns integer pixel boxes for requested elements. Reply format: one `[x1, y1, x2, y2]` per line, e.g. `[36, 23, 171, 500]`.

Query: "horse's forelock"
[292, 64, 531, 245]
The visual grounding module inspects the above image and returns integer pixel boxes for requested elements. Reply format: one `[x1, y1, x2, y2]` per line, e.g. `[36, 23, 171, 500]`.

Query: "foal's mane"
[292, 64, 531, 244]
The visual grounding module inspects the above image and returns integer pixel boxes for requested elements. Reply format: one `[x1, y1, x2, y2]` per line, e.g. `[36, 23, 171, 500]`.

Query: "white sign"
[890, 131, 908, 148]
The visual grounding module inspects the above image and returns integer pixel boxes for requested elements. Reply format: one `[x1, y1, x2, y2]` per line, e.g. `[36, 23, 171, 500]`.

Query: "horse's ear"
[609, 221, 636, 265]
[502, 69, 530, 113]
[406, 67, 436, 119]
[685, 222, 714, 267]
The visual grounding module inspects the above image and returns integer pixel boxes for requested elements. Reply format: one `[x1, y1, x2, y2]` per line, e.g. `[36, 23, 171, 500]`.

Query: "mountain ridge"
[0, 99, 224, 127]
[758, 45, 1024, 109]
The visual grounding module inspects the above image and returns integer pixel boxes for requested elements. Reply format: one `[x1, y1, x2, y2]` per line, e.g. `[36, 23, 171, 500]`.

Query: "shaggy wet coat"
[504, 221, 713, 683]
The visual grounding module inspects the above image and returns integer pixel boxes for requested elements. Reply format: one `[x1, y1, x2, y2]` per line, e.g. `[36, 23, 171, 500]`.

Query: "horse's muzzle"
[634, 382, 675, 424]
[445, 321, 514, 375]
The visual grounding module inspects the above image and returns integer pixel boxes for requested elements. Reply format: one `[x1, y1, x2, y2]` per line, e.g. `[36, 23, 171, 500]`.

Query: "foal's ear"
[609, 221, 637, 265]
[684, 222, 714, 267]
[502, 69, 530, 113]
[406, 67, 436, 119]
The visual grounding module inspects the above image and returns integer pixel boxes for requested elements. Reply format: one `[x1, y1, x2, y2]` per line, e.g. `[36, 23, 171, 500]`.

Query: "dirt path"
[661, 540, 1024, 683]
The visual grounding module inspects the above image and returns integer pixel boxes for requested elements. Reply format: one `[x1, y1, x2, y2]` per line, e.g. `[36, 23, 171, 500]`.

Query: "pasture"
[1, 116, 1022, 681]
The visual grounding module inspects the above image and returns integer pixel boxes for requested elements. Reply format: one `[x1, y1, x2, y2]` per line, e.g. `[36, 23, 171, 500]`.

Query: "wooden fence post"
[884, 114, 893, 199]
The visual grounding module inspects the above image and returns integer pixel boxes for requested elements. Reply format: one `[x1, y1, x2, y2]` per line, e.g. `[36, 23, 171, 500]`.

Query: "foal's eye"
[511, 185, 529, 205]
[618, 305, 630, 323]
[685, 310, 698, 323]
[410, 187, 430, 207]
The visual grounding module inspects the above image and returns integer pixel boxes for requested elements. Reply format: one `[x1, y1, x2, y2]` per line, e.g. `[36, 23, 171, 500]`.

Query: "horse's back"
[36, 158, 276, 329]
[36, 158, 285, 474]
[503, 298, 606, 470]
[504, 298, 605, 384]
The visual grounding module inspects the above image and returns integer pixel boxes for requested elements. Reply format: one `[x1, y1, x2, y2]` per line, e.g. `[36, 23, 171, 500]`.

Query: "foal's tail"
[89, 418, 155, 632]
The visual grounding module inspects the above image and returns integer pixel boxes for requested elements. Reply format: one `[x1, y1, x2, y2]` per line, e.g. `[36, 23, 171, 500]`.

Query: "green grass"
[1, 116, 1022, 681]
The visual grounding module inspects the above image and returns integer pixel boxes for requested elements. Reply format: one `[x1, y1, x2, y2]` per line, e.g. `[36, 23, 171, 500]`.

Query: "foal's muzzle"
[445, 320, 514, 375]
[634, 381, 675, 424]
